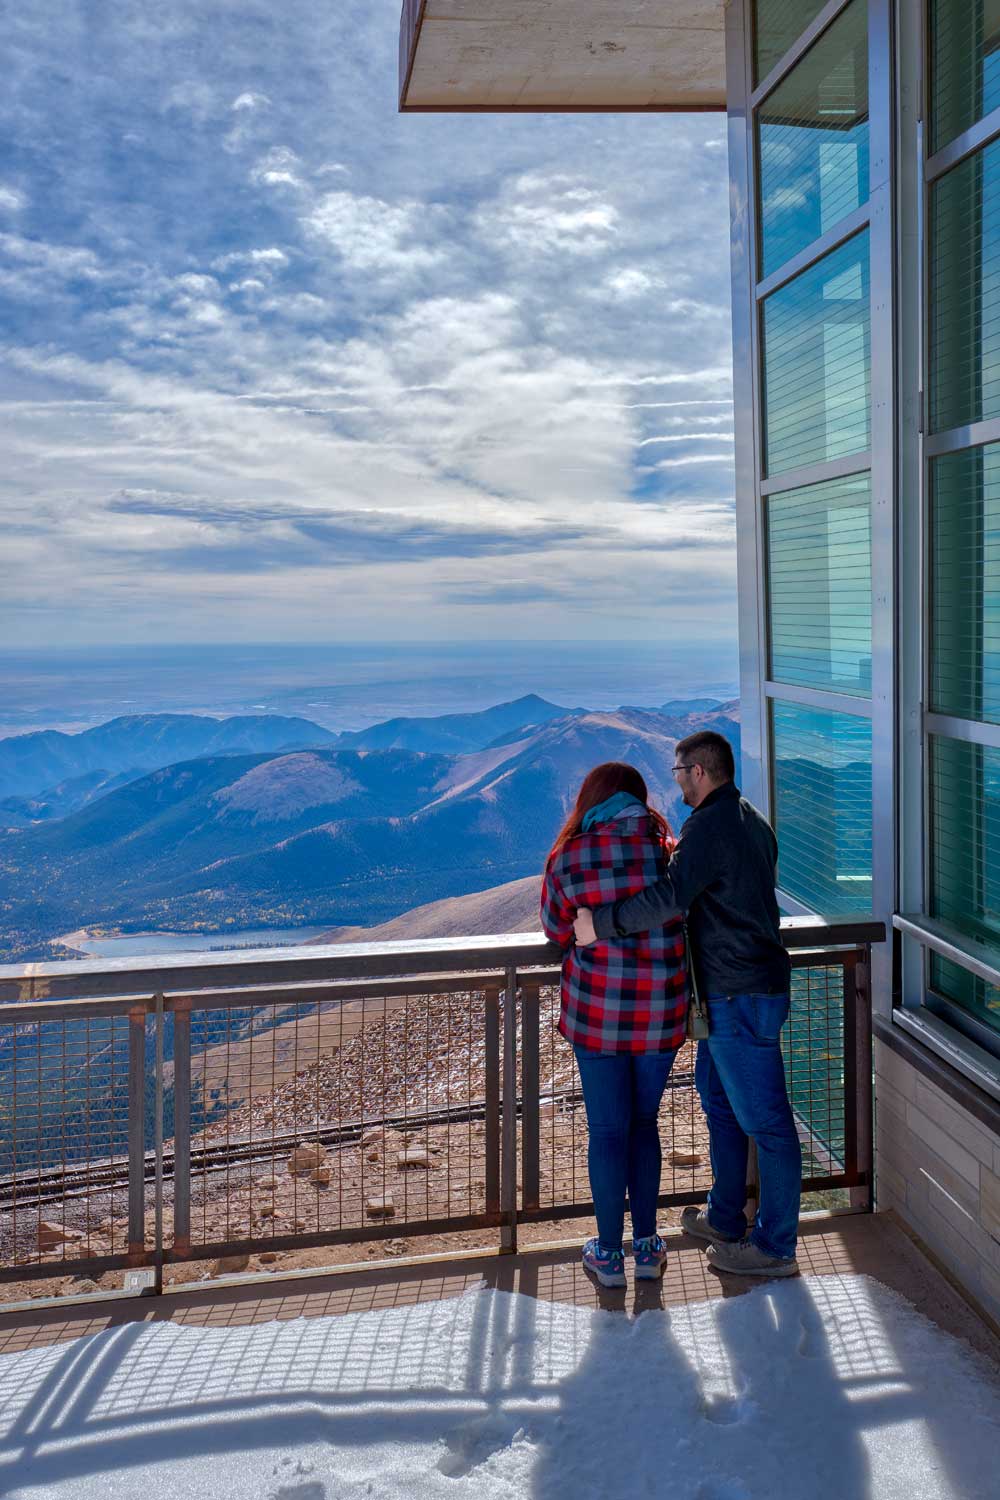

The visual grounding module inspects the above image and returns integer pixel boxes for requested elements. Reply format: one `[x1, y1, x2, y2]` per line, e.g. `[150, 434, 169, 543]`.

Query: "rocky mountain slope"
[337, 693, 577, 755]
[0, 698, 740, 959]
[320, 874, 544, 943]
[0, 713, 337, 803]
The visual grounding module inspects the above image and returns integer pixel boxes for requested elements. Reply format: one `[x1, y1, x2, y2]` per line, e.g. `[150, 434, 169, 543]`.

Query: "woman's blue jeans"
[573, 1046, 678, 1251]
[695, 992, 802, 1260]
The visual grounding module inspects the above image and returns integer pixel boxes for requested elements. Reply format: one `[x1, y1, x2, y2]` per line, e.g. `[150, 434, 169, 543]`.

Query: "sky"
[0, 2, 736, 649]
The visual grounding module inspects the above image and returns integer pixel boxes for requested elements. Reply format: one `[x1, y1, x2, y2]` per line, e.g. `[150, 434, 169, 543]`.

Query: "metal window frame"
[764, 679, 875, 715]
[925, 103, 1000, 182]
[756, 203, 873, 299]
[760, 451, 873, 497]
[728, 0, 892, 947]
[925, 712, 1000, 749]
[909, 0, 1000, 1071]
[893, 914, 1000, 1084]
[752, 0, 858, 106]
[924, 415, 1000, 457]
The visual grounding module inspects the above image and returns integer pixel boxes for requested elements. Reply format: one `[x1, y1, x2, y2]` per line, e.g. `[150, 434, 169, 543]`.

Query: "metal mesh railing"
[0, 929, 876, 1291]
[182, 982, 501, 1257]
[0, 1007, 136, 1270]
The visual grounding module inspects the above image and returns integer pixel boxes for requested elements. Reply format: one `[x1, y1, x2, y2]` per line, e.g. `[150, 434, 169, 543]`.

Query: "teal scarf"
[581, 792, 647, 832]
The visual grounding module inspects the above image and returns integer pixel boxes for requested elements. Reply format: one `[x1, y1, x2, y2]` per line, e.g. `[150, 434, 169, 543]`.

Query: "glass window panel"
[930, 442, 1000, 722]
[771, 699, 873, 915]
[929, 733, 1000, 1038]
[762, 231, 871, 476]
[929, 140, 1000, 433]
[758, 1, 869, 278]
[754, 0, 830, 84]
[929, 954, 1000, 1037]
[768, 471, 872, 695]
[930, 0, 1000, 154]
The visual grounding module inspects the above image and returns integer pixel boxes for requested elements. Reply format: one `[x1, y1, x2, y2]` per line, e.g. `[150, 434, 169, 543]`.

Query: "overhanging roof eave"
[398, 0, 728, 114]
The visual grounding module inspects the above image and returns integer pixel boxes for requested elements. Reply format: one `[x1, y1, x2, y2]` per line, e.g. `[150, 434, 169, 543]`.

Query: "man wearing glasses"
[573, 730, 800, 1278]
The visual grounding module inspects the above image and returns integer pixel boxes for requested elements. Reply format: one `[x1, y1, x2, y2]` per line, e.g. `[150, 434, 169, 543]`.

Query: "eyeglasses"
[671, 763, 696, 775]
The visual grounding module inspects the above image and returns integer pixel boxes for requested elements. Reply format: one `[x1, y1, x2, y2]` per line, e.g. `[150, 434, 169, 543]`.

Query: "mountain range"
[0, 695, 740, 960]
[0, 713, 338, 811]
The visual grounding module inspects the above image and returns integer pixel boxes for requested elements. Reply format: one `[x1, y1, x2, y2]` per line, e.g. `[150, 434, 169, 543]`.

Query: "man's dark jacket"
[592, 781, 790, 996]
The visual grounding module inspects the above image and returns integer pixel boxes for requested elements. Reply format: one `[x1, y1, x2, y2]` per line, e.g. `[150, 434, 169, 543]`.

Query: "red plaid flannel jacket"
[540, 809, 687, 1054]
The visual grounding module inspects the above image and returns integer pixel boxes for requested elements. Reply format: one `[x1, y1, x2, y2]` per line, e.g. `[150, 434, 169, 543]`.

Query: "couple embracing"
[540, 731, 801, 1288]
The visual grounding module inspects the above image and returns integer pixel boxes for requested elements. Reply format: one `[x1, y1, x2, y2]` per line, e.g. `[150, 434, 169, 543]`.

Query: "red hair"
[547, 761, 673, 863]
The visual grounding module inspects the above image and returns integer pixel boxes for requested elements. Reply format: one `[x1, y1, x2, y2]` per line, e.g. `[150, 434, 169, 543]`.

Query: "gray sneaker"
[680, 1206, 741, 1247]
[706, 1238, 799, 1278]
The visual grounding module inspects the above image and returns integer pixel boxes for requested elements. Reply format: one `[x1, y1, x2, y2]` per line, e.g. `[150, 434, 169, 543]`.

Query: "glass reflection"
[758, 0, 869, 278]
[763, 231, 871, 476]
[771, 699, 873, 916]
[768, 471, 872, 696]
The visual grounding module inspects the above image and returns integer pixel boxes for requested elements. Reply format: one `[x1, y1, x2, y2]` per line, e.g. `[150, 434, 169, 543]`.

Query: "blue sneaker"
[581, 1237, 626, 1287]
[632, 1233, 670, 1280]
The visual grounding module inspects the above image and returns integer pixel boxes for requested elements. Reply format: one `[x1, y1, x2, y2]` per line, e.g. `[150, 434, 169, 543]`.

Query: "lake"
[59, 926, 334, 959]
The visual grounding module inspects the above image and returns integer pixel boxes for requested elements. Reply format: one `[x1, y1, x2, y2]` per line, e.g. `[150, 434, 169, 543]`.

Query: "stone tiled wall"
[874, 1038, 1000, 1330]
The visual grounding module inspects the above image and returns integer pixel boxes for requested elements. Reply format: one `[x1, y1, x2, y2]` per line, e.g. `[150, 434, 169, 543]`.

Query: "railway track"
[0, 1071, 696, 1212]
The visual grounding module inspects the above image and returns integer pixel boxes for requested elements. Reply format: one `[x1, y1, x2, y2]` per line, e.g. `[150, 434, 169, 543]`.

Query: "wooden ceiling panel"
[399, 1, 727, 112]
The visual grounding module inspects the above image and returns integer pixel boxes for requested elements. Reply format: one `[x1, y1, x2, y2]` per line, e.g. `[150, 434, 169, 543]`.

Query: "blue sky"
[0, 2, 736, 648]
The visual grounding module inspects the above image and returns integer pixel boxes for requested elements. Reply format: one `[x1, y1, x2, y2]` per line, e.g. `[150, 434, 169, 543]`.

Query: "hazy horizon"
[0, 639, 739, 738]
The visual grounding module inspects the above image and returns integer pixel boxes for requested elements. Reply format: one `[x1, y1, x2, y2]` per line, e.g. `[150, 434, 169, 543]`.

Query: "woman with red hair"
[540, 762, 687, 1287]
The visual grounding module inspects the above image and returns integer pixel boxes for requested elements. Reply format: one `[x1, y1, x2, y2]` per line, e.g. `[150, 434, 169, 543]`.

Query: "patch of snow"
[3, 1276, 999, 1498]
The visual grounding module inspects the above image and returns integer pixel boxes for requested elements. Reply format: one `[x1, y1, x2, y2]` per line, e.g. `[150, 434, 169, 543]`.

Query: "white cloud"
[304, 190, 445, 275]
[211, 247, 289, 272]
[0, 5, 735, 646]
[637, 432, 734, 447]
[173, 273, 220, 296]
[477, 174, 618, 258]
[163, 80, 219, 121]
[0, 186, 24, 214]
[603, 268, 660, 300]
[231, 92, 271, 112]
[251, 147, 304, 191]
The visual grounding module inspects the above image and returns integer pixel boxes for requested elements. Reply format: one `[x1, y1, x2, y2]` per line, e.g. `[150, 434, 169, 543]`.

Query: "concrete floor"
[1, 1213, 997, 1368]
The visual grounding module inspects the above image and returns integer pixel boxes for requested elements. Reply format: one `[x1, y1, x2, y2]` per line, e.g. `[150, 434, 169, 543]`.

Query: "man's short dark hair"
[676, 730, 735, 784]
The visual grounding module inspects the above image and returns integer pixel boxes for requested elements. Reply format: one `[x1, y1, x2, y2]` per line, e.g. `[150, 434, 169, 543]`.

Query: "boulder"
[669, 1151, 703, 1167]
[259, 1251, 278, 1264]
[36, 1220, 82, 1251]
[310, 1166, 331, 1187]
[288, 1143, 326, 1175]
[211, 1253, 250, 1276]
[366, 1194, 395, 1220]
[397, 1147, 430, 1169]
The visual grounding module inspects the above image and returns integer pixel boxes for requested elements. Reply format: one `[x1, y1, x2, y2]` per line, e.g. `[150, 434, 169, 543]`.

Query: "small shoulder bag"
[684, 922, 710, 1040]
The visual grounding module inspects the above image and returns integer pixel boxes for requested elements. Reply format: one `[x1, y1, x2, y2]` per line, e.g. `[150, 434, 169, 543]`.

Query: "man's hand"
[573, 907, 597, 947]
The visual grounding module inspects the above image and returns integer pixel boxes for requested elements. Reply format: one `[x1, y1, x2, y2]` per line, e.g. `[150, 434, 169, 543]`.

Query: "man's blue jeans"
[694, 993, 801, 1260]
[573, 1046, 678, 1251]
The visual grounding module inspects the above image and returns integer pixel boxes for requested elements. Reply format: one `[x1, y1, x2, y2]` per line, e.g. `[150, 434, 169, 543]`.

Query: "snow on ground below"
[3, 1274, 1000, 1500]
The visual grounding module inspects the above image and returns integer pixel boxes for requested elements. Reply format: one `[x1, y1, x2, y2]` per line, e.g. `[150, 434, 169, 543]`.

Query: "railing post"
[127, 1004, 147, 1263]
[172, 997, 192, 1259]
[500, 965, 518, 1253]
[152, 992, 164, 1293]
[850, 947, 874, 1210]
[520, 982, 540, 1213]
[484, 983, 501, 1221]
